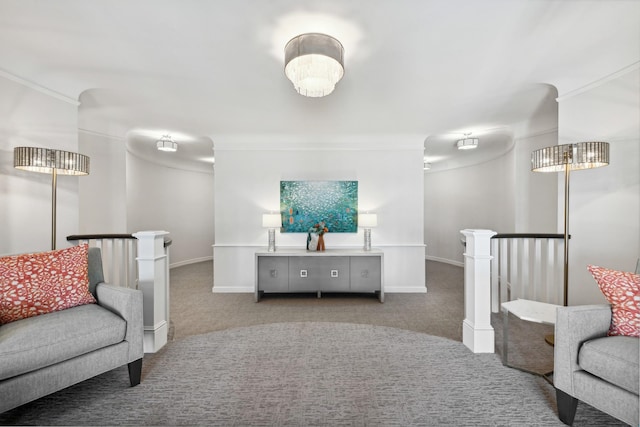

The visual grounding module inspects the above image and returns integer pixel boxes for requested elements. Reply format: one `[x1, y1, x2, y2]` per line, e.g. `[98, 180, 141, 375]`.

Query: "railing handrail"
[68, 234, 172, 247]
[492, 233, 569, 239]
[67, 233, 135, 241]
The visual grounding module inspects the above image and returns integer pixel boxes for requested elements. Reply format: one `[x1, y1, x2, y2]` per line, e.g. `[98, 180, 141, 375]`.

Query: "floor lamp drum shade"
[14, 147, 90, 250]
[284, 33, 344, 98]
[531, 141, 609, 306]
[14, 147, 90, 175]
[531, 141, 609, 172]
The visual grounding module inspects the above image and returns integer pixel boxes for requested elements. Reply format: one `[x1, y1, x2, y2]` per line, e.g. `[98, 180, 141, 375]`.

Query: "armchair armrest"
[554, 304, 611, 393]
[96, 283, 144, 362]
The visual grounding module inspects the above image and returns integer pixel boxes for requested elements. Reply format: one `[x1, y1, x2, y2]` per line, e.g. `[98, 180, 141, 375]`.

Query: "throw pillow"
[588, 265, 640, 337]
[0, 244, 96, 325]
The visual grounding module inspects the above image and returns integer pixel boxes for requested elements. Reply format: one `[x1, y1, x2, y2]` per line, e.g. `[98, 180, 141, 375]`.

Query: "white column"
[461, 229, 497, 353]
[133, 230, 170, 353]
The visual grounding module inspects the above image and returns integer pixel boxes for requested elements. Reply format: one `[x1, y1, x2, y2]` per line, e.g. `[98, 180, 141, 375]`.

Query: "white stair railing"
[67, 232, 172, 353]
[490, 234, 566, 312]
[67, 234, 137, 289]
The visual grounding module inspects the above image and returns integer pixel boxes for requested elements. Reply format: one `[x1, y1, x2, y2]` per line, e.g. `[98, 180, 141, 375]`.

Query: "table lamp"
[359, 213, 378, 251]
[262, 213, 282, 252]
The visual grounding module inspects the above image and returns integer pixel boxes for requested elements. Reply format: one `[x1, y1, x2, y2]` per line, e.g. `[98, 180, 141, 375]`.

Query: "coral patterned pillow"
[588, 265, 640, 337]
[0, 244, 96, 325]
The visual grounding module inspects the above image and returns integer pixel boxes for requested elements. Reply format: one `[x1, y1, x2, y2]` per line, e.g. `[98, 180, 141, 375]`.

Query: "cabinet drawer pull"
[300, 270, 308, 278]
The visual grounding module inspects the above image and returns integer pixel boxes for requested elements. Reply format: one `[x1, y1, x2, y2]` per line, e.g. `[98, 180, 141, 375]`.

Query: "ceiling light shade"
[284, 33, 344, 98]
[531, 141, 609, 172]
[14, 147, 90, 175]
[457, 138, 479, 150]
[157, 135, 177, 152]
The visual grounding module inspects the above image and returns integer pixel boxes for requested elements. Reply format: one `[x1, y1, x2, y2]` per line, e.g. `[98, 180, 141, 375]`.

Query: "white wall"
[126, 152, 214, 267]
[0, 75, 81, 255]
[424, 153, 515, 266]
[78, 130, 127, 233]
[557, 68, 640, 305]
[213, 138, 426, 293]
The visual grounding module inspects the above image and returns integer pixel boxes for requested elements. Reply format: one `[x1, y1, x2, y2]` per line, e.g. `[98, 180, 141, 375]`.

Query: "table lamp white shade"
[359, 213, 378, 228]
[262, 214, 282, 228]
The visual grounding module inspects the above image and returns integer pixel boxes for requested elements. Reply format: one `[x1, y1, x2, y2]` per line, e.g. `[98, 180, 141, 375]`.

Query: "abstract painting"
[280, 181, 358, 233]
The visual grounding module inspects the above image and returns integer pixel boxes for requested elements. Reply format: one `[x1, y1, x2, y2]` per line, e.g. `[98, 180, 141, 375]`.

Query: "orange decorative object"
[317, 234, 326, 251]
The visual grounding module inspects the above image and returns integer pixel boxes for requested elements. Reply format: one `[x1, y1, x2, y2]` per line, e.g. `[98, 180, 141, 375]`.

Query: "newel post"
[461, 229, 497, 353]
[133, 230, 170, 353]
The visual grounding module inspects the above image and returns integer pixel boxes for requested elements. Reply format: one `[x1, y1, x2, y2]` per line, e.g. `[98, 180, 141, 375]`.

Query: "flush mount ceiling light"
[457, 134, 479, 150]
[284, 33, 344, 97]
[156, 135, 177, 152]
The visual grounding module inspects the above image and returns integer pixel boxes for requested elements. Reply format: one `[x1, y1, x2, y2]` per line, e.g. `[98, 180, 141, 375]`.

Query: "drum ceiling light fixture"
[157, 135, 178, 152]
[457, 134, 479, 150]
[284, 33, 344, 98]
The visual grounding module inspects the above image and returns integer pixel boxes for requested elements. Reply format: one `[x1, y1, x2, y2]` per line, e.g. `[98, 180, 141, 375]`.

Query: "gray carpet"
[0, 322, 625, 426]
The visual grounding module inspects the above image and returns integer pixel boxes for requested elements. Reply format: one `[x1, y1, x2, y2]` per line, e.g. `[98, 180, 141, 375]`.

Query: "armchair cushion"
[579, 335, 639, 394]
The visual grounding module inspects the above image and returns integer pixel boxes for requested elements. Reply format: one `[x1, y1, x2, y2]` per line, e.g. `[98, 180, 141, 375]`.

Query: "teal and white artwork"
[280, 181, 358, 233]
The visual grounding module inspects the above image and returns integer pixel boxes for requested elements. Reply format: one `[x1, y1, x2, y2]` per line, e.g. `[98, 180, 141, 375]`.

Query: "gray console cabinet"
[255, 249, 384, 302]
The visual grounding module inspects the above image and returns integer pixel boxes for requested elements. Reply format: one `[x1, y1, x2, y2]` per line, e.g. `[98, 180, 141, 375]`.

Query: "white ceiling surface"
[0, 1, 638, 172]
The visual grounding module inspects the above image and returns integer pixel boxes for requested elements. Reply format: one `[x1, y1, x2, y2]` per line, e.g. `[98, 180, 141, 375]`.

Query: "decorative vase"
[307, 233, 319, 251]
[317, 234, 325, 251]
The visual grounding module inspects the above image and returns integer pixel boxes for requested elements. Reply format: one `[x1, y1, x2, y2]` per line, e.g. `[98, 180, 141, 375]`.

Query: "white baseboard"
[170, 256, 213, 269]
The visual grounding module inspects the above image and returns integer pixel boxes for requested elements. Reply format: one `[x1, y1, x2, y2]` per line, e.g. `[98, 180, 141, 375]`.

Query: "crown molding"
[556, 62, 640, 103]
[78, 128, 125, 141]
[212, 134, 425, 151]
[0, 69, 80, 106]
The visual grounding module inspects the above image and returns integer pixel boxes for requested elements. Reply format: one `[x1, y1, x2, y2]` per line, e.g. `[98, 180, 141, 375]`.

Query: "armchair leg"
[556, 388, 578, 425]
[128, 358, 143, 386]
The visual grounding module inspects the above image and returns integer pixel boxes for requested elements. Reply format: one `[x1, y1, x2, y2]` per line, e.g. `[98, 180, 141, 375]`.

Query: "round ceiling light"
[157, 135, 178, 152]
[456, 137, 479, 150]
[284, 33, 344, 98]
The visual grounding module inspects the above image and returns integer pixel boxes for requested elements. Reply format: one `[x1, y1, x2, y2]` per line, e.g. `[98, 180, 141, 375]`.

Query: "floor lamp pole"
[51, 168, 58, 250]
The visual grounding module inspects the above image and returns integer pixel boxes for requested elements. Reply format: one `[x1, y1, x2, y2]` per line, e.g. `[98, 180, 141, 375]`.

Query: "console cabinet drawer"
[257, 257, 289, 292]
[350, 256, 381, 292]
[289, 256, 350, 292]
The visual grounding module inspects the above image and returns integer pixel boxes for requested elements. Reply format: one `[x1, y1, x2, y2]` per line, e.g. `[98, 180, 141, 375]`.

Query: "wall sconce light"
[358, 213, 378, 251]
[14, 147, 90, 249]
[262, 213, 282, 252]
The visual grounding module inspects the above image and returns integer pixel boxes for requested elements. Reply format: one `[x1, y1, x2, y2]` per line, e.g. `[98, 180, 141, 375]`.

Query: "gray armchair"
[554, 304, 639, 426]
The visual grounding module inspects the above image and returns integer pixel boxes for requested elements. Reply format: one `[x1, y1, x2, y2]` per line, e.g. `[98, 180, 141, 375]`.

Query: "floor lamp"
[531, 142, 610, 307]
[14, 147, 90, 250]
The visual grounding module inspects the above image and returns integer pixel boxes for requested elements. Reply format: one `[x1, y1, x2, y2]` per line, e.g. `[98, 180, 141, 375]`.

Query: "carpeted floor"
[0, 261, 626, 426]
[0, 322, 625, 426]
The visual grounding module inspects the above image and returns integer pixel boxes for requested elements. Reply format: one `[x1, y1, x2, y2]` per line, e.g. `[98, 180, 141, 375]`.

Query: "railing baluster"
[491, 233, 567, 307]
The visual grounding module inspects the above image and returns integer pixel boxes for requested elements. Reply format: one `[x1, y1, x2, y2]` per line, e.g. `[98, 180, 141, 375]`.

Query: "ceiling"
[1, 1, 638, 173]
